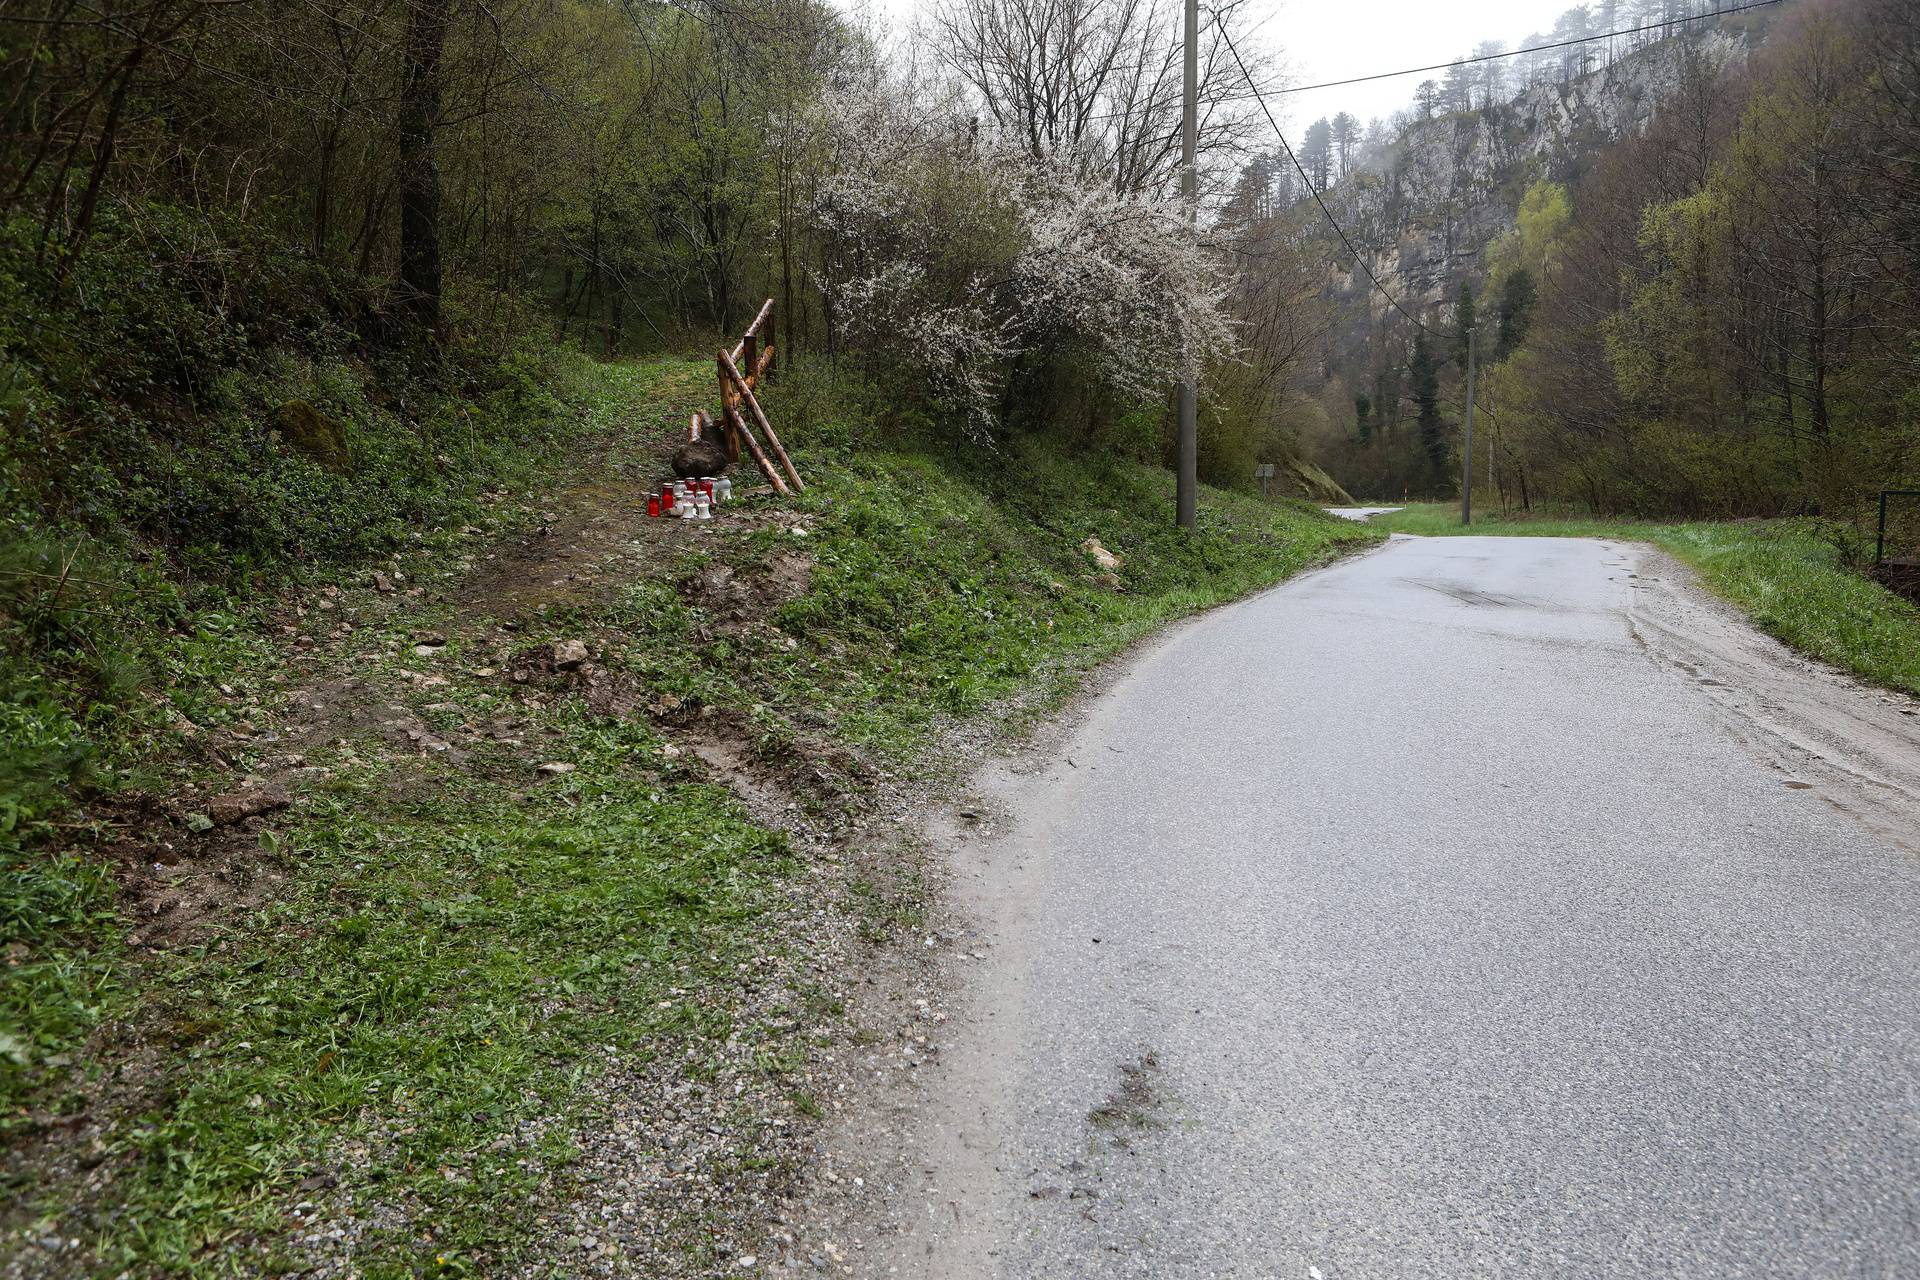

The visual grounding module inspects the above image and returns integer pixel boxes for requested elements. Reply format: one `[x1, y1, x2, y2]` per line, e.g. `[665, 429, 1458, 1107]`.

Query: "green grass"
[0, 354, 706, 1119]
[605, 433, 1382, 762]
[1372, 503, 1920, 696]
[4, 355, 1380, 1276]
[104, 718, 794, 1276]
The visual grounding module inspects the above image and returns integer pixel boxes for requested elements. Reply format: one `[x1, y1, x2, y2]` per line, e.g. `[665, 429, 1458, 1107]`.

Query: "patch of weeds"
[1089, 1051, 1163, 1143]
[0, 348, 692, 1117]
[33, 706, 797, 1275]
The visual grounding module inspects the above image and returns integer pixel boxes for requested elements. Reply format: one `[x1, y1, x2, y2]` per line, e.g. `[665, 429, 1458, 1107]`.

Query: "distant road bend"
[848, 533, 1920, 1279]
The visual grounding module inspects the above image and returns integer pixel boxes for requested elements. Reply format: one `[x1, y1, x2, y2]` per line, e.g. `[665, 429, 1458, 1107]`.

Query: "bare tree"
[927, 0, 1270, 198]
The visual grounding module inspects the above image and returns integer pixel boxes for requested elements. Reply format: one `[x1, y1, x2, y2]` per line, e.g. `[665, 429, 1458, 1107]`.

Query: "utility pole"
[1461, 324, 1476, 527]
[1175, 0, 1198, 530]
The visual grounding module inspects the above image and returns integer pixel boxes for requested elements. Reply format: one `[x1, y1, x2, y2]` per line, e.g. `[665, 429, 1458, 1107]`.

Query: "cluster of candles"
[647, 476, 733, 520]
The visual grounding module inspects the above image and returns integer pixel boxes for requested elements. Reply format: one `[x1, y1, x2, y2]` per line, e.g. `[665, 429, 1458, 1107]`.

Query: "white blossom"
[810, 76, 1237, 435]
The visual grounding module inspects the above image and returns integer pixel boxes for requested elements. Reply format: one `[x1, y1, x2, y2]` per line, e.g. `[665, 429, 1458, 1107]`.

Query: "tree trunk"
[397, 0, 449, 334]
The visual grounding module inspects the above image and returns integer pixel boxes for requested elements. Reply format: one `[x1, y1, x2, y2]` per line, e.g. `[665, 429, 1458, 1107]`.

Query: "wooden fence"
[688, 299, 803, 496]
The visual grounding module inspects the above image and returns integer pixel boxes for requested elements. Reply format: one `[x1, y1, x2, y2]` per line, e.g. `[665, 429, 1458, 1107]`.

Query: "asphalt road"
[865, 534, 1920, 1279]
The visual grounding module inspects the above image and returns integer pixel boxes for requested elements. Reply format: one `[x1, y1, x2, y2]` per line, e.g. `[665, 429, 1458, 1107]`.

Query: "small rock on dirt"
[535, 761, 576, 776]
[551, 639, 590, 670]
[206, 783, 293, 827]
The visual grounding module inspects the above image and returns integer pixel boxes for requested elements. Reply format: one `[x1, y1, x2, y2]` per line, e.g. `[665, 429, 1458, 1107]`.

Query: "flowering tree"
[811, 75, 1236, 435]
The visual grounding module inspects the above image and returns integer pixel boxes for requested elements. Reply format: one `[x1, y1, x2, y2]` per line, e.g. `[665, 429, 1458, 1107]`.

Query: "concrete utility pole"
[1176, 0, 1198, 530]
[1461, 324, 1476, 527]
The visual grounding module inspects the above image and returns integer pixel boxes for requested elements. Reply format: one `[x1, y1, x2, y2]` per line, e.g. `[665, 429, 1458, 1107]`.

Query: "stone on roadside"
[1080, 536, 1124, 572]
[551, 639, 589, 670]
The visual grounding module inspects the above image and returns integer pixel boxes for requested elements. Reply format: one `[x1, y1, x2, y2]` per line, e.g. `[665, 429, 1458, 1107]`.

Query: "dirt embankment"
[7, 454, 950, 1276]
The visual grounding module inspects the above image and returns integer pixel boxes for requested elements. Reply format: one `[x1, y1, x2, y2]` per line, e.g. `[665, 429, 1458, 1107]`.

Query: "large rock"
[1288, 458, 1356, 506]
[1080, 537, 1124, 572]
[274, 400, 352, 474]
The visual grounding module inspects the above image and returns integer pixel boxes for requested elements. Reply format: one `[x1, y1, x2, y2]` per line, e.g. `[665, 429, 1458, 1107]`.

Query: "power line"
[1271, 0, 1785, 98]
[1210, 13, 1442, 338]
[1214, 8, 1526, 482]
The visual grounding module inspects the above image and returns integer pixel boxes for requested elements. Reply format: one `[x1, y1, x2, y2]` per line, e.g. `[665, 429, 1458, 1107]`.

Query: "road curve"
[847, 534, 1920, 1279]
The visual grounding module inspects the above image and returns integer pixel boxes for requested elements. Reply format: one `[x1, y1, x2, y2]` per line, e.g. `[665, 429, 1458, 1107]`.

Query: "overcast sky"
[864, 0, 1588, 134]
[1263, 0, 1588, 128]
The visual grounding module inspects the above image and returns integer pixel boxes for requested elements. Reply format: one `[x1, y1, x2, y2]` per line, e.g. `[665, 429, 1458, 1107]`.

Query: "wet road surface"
[871, 535, 1920, 1279]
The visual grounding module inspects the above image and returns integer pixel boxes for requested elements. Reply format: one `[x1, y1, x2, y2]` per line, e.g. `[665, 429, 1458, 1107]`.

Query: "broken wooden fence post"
[718, 347, 803, 493]
[715, 352, 789, 496]
[730, 298, 775, 368]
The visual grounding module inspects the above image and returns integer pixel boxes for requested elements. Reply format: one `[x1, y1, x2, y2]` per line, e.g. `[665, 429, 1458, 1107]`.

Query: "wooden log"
[719, 348, 804, 493]
[724, 401, 789, 496]
[745, 298, 773, 338]
[732, 342, 775, 394]
[713, 357, 743, 463]
[729, 298, 776, 365]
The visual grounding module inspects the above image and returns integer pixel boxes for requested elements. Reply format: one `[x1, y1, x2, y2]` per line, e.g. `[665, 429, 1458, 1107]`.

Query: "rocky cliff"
[1326, 24, 1762, 311]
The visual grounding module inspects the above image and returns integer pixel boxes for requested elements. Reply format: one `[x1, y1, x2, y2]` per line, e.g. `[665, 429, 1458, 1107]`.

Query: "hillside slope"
[2, 356, 1377, 1276]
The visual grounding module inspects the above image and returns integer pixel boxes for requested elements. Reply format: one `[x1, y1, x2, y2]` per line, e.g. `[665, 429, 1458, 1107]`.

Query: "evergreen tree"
[1301, 118, 1334, 189]
[1410, 333, 1448, 486]
[1355, 392, 1373, 444]
[1472, 41, 1509, 108]
[1330, 113, 1361, 178]
[1496, 269, 1537, 358]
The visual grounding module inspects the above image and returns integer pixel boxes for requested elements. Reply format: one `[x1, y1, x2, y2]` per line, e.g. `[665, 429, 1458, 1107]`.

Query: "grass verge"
[5, 358, 1379, 1276]
[1372, 503, 1920, 696]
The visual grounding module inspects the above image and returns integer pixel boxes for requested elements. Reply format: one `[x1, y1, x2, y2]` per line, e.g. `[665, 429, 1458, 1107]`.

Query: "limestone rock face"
[1288, 458, 1355, 506]
[1328, 28, 1754, 313]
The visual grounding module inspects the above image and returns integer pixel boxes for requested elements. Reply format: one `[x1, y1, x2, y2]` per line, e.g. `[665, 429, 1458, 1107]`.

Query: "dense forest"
[1254, 0, 1920, 524]
[0, 0, 1310, 869]
[0, 0, 1297, 531]
[6, 0, 1920, 1270]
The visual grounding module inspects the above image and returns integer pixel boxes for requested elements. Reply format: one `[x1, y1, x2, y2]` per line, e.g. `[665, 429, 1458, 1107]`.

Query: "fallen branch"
[719, 348, 804, 493]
